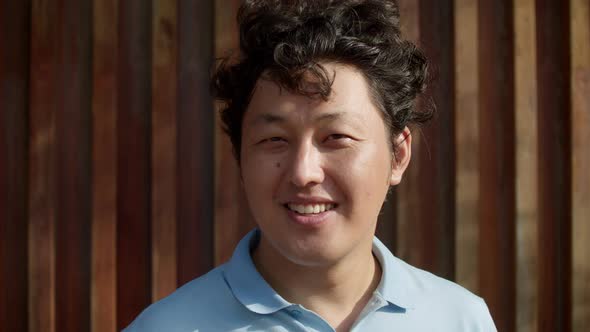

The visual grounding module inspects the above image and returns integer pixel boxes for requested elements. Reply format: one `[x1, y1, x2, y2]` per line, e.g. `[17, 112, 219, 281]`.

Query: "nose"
[288, 141, 325, 188]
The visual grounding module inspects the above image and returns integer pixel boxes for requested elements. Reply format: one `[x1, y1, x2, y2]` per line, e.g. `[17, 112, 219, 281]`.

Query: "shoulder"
[398, 259, 497, 331]
[122, 265, 245, 332]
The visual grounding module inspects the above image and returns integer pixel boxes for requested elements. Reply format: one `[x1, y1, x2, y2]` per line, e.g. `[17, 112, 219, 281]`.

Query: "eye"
[323, 133, 355, 149]
[326, 134, 350, 141]
[257, 136, 287, 146]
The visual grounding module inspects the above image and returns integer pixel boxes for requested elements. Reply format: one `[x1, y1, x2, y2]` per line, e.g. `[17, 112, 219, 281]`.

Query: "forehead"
[244, 63, 381, 126]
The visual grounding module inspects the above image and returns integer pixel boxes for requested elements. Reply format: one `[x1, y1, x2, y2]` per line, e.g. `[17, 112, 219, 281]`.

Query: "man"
[125, 0, 496, 331]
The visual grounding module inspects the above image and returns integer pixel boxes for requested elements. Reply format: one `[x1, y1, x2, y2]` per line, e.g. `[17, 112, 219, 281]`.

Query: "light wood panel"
[454, 0, 479, 294]
[514, 1, 539, 331]
[571, 0, 590, 331]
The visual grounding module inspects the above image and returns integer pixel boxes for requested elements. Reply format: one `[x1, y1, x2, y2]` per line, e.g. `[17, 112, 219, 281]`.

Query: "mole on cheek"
[275, 162, 281, 168]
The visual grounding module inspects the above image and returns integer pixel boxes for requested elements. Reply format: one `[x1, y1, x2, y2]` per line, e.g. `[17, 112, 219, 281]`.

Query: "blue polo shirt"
[124, 229, 496, 331]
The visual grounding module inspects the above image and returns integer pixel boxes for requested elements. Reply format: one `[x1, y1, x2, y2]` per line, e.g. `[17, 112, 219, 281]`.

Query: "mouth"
[283, 203, 338, 215]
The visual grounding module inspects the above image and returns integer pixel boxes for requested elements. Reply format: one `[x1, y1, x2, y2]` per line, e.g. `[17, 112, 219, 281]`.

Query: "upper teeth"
[287, 203, 335, 214]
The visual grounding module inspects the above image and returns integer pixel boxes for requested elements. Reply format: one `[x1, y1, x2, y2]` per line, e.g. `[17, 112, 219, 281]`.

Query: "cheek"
[241, 153, 283, 200]
[328, 145, 391, 203]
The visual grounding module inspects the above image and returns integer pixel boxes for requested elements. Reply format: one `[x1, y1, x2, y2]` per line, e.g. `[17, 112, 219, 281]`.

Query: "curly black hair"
[211, 0, 433, 162]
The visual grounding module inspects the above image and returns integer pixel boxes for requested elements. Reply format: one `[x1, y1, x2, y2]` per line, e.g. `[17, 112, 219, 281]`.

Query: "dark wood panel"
[376, 192, 398, 252]
[91, 0, 118, 331]
[213, 0, 252, 266]
[151, 0, 178, 301]
[536, 0, 572, 331]
[420, 0, 456, 281]
[177, 0, 215, 285]
[399, 0, 456, 280]
[395, 0, 420, 263]
[0, 1, 30, 331]
[28, 0, 58, 331]
[377, 0, 403, 250]
[477, 1, 516, 331]
[116, 0, 153, 329]
[54, 1, 93, 331]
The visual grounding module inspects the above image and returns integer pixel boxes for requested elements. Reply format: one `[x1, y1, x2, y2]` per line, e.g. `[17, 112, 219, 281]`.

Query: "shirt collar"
[222, 229, 292, 314]
[372, 237, 421, 309]
[223, 229, 421, 314]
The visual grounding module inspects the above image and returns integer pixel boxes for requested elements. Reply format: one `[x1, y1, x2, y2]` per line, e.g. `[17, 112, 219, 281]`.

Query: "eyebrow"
[251, 111, 361, 126]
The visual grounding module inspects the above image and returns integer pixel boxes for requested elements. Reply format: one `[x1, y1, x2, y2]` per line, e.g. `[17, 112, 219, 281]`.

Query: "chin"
[276, 239, 346, 267]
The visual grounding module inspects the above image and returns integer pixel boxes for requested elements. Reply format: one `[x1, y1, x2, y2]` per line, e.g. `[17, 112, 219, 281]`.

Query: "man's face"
[240, 63, 409, 267]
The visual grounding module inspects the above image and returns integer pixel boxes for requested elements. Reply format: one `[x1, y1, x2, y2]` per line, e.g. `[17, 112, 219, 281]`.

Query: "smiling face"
[240, 63, 410, 267]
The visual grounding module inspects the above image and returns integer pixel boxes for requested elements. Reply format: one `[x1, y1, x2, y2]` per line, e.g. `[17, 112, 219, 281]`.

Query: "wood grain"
[514, 1, 539, 331]
[570, 1, 590, 331]
[151, 0, 178, 302]
[28, 0, 58, 331]
[177, 0, 215, 284]
[395, 0, 421, 262]
[478, 1, 516, 330]
[213, 0, 249, 266]
[536, 1, 572, 331]
[1, 2, 588, 331]
[401, 0, 456, 280]
[0, 1, 30, 331]
[453, 0, 479, 294]
[54, 1, 93, 331]
[91, 0, 118, 331]
[116, 0, 153, 328]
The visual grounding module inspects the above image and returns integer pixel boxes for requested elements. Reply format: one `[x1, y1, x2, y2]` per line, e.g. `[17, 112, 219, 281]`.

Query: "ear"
[389, 127, 412, 186]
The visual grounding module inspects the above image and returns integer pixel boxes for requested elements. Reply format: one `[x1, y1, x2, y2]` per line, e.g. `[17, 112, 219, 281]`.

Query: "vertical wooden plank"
[395, 0, 420, 261]
[397, 0, 456, 279]
[117, 0, 153, 329]
[91, 0, 118, 331]
[570, 0, 590, 331]
[372, 0, 404, 250]
[375, 193, 398, 251]
[536, 1, 572, 331]
[420, 0, 456, 280]
[213, 0, 254, 266]
[514, 1, 539, 331]
[54, 0, 93, 331]
[478, 1, 516, 331]
[177, 0, 215, 284]
[0, 1, 30, 331]
[152, 0, 178, 301]
[396, 0, 420, 74]
[376, 0, 401, 250]
[28, 0, 58, 331]
[453, 0, 479, 294]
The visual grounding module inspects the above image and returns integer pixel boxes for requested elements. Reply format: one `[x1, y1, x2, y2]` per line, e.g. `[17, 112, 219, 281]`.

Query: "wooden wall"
[0, 0, 588, 331]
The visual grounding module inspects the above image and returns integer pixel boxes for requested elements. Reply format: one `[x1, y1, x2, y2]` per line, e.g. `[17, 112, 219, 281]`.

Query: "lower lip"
[284, 207, 336, 228]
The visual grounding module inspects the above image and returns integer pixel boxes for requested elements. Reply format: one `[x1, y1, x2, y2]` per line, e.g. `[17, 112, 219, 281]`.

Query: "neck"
[252, 235, 382, 331]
